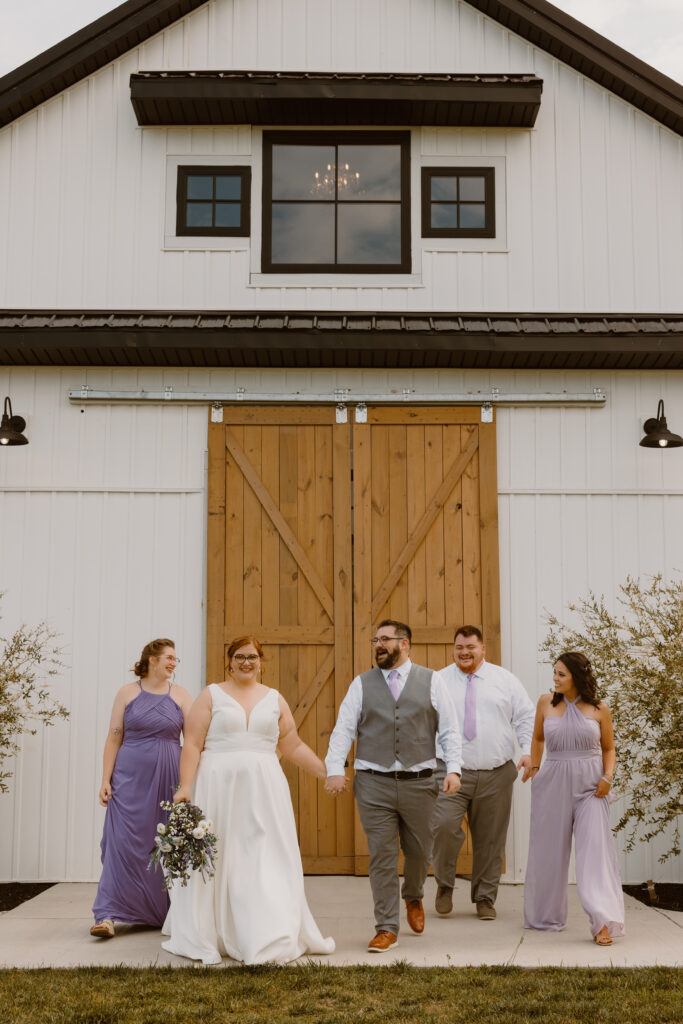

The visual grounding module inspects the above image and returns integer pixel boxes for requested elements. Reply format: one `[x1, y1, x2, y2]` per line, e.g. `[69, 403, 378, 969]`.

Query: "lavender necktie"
[387, 669, 401, 701]
[463, 673, 477, 740]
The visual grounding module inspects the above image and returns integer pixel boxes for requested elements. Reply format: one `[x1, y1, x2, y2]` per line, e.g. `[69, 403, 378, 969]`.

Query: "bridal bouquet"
[149, 799, 218, 890]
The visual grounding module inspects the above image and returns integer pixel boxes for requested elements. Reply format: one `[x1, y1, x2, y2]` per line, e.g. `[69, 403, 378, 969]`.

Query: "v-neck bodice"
[203, 684, 280, 754]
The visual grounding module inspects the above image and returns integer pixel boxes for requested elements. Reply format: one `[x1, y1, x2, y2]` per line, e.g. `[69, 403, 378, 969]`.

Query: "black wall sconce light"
[639, 400, 682, 449]
[0, 396, 29, 446]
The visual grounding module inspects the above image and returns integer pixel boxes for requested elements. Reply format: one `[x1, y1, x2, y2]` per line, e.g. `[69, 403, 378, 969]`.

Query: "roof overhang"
[2, 312, 682, 370]
[129, 71, 543, 127]
[0, 0, 208, 129]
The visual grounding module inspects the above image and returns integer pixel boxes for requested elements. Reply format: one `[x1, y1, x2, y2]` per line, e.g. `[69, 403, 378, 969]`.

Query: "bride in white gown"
[161, 637, 335, 965]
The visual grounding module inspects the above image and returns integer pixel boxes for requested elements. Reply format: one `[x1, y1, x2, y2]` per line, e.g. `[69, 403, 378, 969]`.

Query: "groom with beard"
[325, 620, 462, 952]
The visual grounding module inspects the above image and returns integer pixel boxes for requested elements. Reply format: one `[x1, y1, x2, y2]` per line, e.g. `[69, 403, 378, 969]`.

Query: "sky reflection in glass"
[337, 146, 401, 200]
[337, 205, 401, 263]
[187, 176, 213, 200]
[273, 146, 336, 200]
[271, 203, 335, 263]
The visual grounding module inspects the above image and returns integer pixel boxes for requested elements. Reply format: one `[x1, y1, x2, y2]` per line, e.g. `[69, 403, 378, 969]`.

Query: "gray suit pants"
[431, 759, 518, 905]
[354, 770, 439, 935]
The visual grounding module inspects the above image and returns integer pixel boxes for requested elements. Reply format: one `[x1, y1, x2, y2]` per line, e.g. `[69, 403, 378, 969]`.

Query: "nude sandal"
[90, 919, 115, 938]
[593, 931, 612, 946]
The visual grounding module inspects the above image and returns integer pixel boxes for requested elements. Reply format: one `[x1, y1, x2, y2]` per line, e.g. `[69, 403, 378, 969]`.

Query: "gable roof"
[0, 0, 682, 134]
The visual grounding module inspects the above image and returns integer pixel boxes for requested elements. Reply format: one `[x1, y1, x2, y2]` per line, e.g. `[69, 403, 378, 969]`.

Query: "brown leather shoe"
[476, 899, 496, 920]
[405, 899, 425, 933]
[435, 885, 453, 915]
[367, 930, 399, 953]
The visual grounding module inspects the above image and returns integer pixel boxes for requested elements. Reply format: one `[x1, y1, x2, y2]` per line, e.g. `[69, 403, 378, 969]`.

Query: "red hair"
[227, 636, 264, 660]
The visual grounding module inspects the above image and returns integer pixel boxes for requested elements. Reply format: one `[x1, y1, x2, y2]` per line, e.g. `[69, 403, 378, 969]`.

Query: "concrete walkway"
[1, 878, 680, 968]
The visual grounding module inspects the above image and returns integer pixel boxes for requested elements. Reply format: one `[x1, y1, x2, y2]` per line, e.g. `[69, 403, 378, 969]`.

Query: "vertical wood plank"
[479, 416, 501, 664]
[424, 423, 447, 670]
[332, 420, 355, 861]
[461, 425, 482, 628]
[388, 424, 408, 624]
[407, 424, 428, 667]
[315, 424, 337, 858]
[206, 413, 225, 684]
[370, 425, 391, 631]
[242, 425, 263, 629]
[279, 424, 300, 825]
[297, 424, 318, 858]
[352, 420, 373, 871]
[224, 425, 244, 673]
[260, 424, 280, 677]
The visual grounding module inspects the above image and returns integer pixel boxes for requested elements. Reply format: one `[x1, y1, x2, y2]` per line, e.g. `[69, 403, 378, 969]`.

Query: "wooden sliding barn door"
[352, 407, 500, 874]
[207, 405, 500, 875]
[207, 407, 354, 873]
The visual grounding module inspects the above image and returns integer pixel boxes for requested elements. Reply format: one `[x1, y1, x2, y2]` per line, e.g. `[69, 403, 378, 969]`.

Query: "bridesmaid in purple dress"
[90, 639, 193, 938]
[523, 652, 624, 946]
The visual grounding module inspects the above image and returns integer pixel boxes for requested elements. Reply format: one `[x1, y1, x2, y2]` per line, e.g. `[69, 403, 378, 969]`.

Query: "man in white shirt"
[431, 625, 535, 921]
[324, 619, 462, 953]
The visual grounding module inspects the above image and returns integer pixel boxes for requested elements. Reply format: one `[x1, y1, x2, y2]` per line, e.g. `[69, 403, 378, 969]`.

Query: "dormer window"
[261, 132, 411, 273]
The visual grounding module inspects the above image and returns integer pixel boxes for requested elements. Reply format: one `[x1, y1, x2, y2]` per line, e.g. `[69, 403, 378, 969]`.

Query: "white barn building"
[0, 0, 681, 885]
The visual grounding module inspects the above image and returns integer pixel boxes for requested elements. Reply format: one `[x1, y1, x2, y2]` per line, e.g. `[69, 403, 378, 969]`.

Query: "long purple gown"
[523, 696, 625, 938]
[92, 683, 183, 926]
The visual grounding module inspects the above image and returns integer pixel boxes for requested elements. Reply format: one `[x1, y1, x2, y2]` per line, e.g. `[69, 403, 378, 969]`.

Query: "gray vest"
[356, 664, 438, 769]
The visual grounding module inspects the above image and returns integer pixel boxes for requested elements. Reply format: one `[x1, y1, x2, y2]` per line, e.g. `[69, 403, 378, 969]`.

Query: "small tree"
[0, 598, 69, 793]
[541, 574, 683, 863]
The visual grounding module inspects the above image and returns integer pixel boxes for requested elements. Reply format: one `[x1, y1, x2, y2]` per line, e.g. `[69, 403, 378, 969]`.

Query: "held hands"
[324, 774, 348, 796]
[173, 785, 192, 804]
[442, 772, 461, 794]
[98, 781, 112, 806]
[518, 755, 536, 783]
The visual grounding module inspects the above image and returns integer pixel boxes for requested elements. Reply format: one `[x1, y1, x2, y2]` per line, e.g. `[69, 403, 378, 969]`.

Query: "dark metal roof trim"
[0, 1, 682, 134]
[1, 312, 682, 370]
[0, 0, 207, 129]
[466, 0, 683, 135]
[129, 71, 543, 127]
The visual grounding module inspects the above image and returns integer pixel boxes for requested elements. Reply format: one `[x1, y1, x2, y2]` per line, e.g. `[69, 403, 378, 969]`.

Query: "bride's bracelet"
[600, 775, 612, 786]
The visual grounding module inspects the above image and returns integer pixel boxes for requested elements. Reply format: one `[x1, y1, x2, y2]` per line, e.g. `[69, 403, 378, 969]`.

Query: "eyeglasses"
[163, 656, 180, 665]
[233, 654, 260, 664]
[370, 635, 406, 646]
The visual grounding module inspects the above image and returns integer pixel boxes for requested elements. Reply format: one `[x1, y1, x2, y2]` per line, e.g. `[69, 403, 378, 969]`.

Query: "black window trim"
[176, 164, 251, 237]
[421, 166, 495, 239]
[261, 130, 411, 274]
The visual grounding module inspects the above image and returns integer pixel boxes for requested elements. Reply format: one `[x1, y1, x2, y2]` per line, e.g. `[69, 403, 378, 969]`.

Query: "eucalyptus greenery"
[0, 597, 69, 793]
[541, 574, 682, 863]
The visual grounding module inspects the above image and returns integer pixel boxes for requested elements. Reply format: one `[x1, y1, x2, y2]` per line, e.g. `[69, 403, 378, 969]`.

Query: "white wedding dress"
[161, 684, 335, 965]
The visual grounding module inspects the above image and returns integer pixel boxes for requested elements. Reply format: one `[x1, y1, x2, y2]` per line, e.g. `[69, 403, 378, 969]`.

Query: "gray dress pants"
[354, 770, 439, 935]
[431, 759, 518, 905]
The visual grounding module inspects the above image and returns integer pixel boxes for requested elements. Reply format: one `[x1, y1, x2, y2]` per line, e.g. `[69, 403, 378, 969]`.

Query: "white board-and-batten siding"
[0, 0, 682, 313]
[1, 365, 682, 884]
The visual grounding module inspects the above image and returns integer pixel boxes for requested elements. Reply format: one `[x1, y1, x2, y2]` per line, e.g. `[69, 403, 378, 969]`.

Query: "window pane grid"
[421, 167, 495, 239]
[263, 132, 410, 272]
[177, 166, 250, 237]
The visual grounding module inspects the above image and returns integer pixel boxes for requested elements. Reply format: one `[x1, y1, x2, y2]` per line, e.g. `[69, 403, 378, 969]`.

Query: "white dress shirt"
[325, 659, 463, 776]
[435, 659, 535, 770]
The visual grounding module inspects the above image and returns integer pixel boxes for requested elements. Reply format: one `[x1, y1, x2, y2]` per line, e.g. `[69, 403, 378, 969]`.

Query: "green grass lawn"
[1, 965, 680, 1024]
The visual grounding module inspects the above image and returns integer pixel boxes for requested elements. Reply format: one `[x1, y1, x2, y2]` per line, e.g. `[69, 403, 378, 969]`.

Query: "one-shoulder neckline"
[212, 685, 276, 730]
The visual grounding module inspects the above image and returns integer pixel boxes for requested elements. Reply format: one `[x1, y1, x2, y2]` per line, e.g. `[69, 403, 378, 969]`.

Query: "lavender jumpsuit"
[523, 697, 625, 938]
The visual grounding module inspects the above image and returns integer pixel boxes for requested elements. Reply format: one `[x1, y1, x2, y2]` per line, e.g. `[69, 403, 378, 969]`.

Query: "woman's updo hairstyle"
[552, 651, 600, 707]
[134, 638, 175, 678]
[227, 636, 265, 668]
